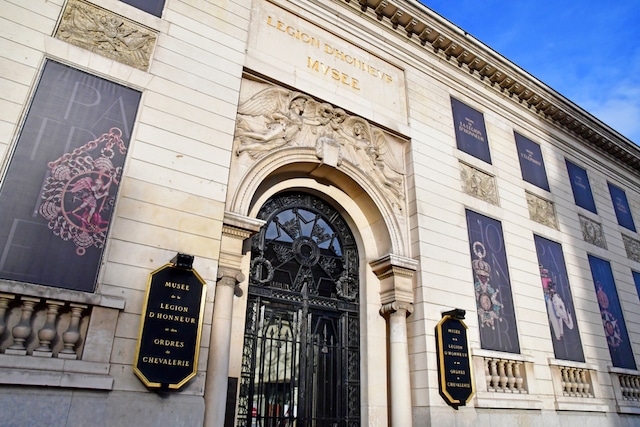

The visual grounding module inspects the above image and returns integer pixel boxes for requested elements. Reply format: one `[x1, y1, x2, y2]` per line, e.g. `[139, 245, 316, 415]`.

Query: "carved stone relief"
[526, 192, 558, 229]
[622, 234, 640, 263]
[55, 0, 157, 71]
[579, 215, 607, 249]
[459, 162, 498, 205]
[233, 81, 407, 211]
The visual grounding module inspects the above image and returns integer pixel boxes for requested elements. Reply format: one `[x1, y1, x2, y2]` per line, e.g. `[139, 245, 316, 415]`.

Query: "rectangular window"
[565, 160, 597, 213]
[451, 97, 492, 164]
[534, 235, 584, 362]
[588, 255, 636, 370]
[514, 132, 550, 191]
[608, 182, 636, 232]
[466, 209, 520, 353]
[120, 0, 165, 17]
[633, 271, 640, 302]
[0, 60, 141, 292]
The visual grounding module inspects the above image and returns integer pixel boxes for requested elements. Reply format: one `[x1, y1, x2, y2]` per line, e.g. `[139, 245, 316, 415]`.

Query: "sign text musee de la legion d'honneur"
[265, 16, 394, 92]
[254, 4, 406, 118]
[435, 311, 475, 409]
[134, 262, 207, 390]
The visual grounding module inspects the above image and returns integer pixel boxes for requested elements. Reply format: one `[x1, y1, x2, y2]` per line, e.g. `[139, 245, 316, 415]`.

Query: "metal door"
[237, 192, 360, 427]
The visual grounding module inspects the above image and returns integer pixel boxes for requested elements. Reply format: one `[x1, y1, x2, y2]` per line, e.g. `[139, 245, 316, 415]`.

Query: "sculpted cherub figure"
[235, 88, 310, 157]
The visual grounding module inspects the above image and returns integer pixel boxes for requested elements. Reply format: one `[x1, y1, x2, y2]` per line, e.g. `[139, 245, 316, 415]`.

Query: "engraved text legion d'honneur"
[266, 16, 395, 92]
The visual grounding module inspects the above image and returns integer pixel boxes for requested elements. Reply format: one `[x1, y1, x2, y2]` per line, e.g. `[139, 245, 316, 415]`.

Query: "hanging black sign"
[435, 310, 475, 409]
[134, 262, 207, 389]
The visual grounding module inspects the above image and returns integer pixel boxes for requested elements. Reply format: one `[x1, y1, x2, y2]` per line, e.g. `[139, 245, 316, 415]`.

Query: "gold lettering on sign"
[307, 58, 361, 90]
[266, 15, 395, 91]
[141, 356, 190, 367]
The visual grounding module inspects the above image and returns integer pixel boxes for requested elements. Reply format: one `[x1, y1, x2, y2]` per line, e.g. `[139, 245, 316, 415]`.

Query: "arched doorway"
[237, 192, 360, 427]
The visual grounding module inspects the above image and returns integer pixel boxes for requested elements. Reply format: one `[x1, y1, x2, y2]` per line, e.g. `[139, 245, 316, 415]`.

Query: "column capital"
[216, 268, 245, 288]
[222, 211, 265, 240]
[370, 254, 417, 306]
[380, 301, 414, 317]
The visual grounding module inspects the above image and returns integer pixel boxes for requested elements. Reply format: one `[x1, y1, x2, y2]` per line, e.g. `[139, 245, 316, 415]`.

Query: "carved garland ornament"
[233, 84, 407, 211]
[55, 0, 157, 71]
[622, 234, 640, 263]
[459, 162, 498, 205]
[526, 192, 558, 229]
[579, 215, 607, 249]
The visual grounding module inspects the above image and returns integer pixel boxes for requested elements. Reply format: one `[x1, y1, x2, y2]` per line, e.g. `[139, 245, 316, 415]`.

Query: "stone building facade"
[1, 0, 640, 426]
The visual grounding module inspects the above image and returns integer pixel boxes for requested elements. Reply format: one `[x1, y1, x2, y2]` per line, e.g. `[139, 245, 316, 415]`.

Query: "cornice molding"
[334, 0, 640, 173]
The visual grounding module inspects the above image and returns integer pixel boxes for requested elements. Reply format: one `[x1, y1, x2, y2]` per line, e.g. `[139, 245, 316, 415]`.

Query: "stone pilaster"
[203, 212, 264, 427]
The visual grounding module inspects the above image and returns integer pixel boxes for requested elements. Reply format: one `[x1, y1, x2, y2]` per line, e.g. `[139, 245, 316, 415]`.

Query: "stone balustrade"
[0, 280, 125, 390]
[558, 365, 593, 398]
[483, 356, 527, 393]
[618, 373, 640, 401]
[0, 293, 88, 359]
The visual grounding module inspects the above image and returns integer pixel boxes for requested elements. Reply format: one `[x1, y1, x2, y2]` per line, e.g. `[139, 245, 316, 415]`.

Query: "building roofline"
[336, 0, 640, 172]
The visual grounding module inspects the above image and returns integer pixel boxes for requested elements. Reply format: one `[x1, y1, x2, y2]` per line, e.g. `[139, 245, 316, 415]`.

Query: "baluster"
[560, 367, 569, 396]
[620, 375, 630, 400]
[580, 369, 591, 397]
[34, 300, 64, 357]
[514, 361, 524, 393]
[506, 361, 516, 392]
[498, 360, 508, 391]
[59, 303, 87, 359]
[0, 293, 15, 338]
[484, 358, 492, 391]
[633, 376, 640, 401]
[568, 368, 577, 396]
[490, 358, 499, 391]
[575, 368, 585, 396]
[6, 297, 39, 355]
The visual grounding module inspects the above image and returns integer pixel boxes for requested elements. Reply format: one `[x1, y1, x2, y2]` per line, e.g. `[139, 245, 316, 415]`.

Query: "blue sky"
[420, 1, 640, 145]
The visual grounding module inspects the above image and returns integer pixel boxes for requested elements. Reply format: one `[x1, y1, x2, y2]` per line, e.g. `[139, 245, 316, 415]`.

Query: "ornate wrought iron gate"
[237, 193, 360, 427]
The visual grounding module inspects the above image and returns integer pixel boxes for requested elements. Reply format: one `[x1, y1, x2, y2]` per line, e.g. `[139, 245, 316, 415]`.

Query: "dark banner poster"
[514, 133, 550, 191]
[608, 183, 636, 232]
[466, 210, 520, 353]
[565, 160, 597, 214]
[0, 60, 141, 291]
[451, 98, 492, 164]
[120, 0, 165, 17]
[588, 255, 636, 370]
[633, 271, 640, 302]
[534, 235, 584, 362]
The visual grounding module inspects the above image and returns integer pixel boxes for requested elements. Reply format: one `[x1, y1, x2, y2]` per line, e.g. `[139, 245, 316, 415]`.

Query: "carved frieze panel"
[579, 215, 607, 249]
[526, 192, 558, 229]
[55, 0, 157, 71]
[233, 80, 407, 211]
[622, 234, 640, 263]
[459, 162, 498, 205]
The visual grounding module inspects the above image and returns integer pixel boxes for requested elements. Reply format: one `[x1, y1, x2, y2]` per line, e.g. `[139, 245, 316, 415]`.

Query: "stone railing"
[618, 374, 640, 401]
[548, 359, 607, 412]
[472, 349, 542, 409]
[0, 294, 88, 359]
[0, 280, 125, 390]
[557, 365, 593, 398]
[483, 356, 527, 393]
[610, 368, 640, 414]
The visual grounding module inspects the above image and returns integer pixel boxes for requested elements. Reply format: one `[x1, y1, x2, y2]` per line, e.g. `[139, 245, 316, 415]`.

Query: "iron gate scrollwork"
[238, 192, 360, 427]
